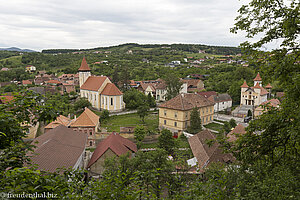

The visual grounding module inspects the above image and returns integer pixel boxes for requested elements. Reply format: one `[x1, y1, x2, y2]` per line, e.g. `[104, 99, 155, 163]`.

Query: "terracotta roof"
[46, 80, 62, 84]
[265, 83, 272, 89]
[188, 130, 235, 171]
[197, 91, 217, 98]
[78, 57, 91, 71]
[253, 72, 262, 81]
[260, 98, 280, 107]
[208, 93, 232, 103]
[101, 83, 123, 96]
[159, 93, 214, 111]
[22, 80, 32, 85]
[251, 83, 268, 95]
[0, 95, 14, 104]
[80, 76, 107, 91]
[28, 125, 87, 172]
[156, 81, 167, 89]
[87, 133, 137, 168]
[45, 115, 74, 129]
[253, 82, 261, 88]
[227, 124, 246, 142]
[181, 79, 202, 88]
[240, 80, 249, 88]
[70, 107, 99, 127]
[139, 82, 156, 91]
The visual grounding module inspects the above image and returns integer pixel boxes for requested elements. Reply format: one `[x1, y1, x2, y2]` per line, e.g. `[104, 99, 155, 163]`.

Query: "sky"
[0, 0, 250, 51]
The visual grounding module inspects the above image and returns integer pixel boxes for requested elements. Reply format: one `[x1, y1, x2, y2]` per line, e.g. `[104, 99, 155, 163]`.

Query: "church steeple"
[78, 57, 91, 87]
[253, 72, 262, 86]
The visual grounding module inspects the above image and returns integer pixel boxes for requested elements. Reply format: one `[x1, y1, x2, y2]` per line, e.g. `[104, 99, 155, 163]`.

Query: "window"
[89, 131, 93, 136]
[111, 98, 113, 105]
[185, 122, 188, 128]
[174, 112, 177, 118]
[95, 94, 96, 101]
[210, 116, 212, 121]
[164, 120, 166, 125]
[206, 117, 208, 122]
[89, 141, 93, 146]
[206, 108, 208, 113]
[174, 122, 177, 127]
[185, 112, 188, 119]
[164, 110, 167, 116]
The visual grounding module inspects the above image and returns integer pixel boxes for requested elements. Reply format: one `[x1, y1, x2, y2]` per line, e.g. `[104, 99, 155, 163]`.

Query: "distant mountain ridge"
[0, 47, 36, 52]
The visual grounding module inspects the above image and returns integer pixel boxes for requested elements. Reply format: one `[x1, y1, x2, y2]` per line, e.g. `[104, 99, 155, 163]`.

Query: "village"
[0, 56, 283, 179]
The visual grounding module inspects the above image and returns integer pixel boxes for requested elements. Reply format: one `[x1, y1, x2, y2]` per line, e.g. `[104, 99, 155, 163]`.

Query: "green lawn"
[101, 112, 159, 133]
[204, 122, 224, 133]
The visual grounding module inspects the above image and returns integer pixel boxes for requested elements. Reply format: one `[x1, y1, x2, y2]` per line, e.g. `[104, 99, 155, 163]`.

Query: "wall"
[89, 149, 116, 176]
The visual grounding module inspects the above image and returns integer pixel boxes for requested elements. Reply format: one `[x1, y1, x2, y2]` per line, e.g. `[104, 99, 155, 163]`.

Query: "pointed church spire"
[78, 57, 91, 71]
[241, 80, 249, 88]
[253, 72, 262, 81]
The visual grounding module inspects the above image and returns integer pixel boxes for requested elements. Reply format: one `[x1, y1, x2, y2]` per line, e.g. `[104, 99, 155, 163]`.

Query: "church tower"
[253, 72, 262, 87]
[78, 57, 91, 87]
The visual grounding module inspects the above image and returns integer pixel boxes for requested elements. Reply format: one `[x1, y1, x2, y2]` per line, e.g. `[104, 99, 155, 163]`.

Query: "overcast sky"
[0, 0, 250, 51]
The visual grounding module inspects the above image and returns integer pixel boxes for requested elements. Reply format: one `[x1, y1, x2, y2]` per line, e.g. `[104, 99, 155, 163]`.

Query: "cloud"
[0, 0, 247, 51]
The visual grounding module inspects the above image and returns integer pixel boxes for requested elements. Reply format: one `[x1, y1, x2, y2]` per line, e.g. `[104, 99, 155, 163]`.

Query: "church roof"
[265, 83, 272, 89]
[101, 83, 123, 96]
[240, 80, 249, 88]
[80, 76, 107, 91]
[78, 57, 91, 71]
[253, 72, 262, 81]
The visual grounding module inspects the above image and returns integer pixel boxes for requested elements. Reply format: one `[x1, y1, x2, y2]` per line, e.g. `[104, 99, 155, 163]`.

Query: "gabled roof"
[197, 91, 217, 98]
[240, 80, 249, 88]
[101, 83, 123, 96]
[181, 79, 203, 88]
[227, 124, 246, 142]
[260, 98, 280, 107]
[139, 82, 156, 91]
[159, 93, 214, 111]
[87, 133, 137, 168]
[28, 125, 87, 172]
[22, 80, 32, 85]
[78, 57, 91, 71]
[45, 115, 74, 129]
[46, 80, 62, 84]
[80, 76, 107, 91]
[253, 72, 262, 81]
[251, 83, 269, 95]
[188, 130, 235, 171]
[70, 107, 99, 127]
[209, 93, 232, 103]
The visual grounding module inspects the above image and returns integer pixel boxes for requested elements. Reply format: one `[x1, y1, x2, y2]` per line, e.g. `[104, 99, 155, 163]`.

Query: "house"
[181, 78, 204, 92]
[27, 125, 87, 173]
[79, 57, 125, 112]
[254, 98, 280, 118]
[87, 133, 137, 176]
[227, 124, 246, 142]
[159, 93, 214, 136]
[137, 82, 156, 97]
[22, 80, 32, 86]
[61, 83, 75, 93]
[198, 91, 217, 99]
[25, 65, 36, 72]
[58, 74, 79, 86]
[44, 115, 74, 133]
[188, 130, 235, 172]
[70, 107, 100, 147]
[207, 93, 232, 112]
[46, 79, 62, 86]
[34, 77, 50, 85]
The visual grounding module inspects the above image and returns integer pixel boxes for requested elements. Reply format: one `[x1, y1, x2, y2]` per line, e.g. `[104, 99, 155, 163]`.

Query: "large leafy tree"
[164, 73, 183, 100]
[187, 107, 202, 134]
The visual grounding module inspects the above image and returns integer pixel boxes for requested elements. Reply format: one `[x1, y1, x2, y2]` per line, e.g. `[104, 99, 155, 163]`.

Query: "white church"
[78, 57, 125, 112]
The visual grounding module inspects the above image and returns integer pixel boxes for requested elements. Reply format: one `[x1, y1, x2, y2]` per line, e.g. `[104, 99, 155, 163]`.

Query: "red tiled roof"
[45, 115, 74, 129]
[101, 83, 123, 96]
[260, 98, 280, 107]
[159, 93, 214, 111]
[197, 91, 217, 98]
[227, 124, 246, 142]
[251, 83, 268, 95]
[87, 133, 137, 168]
[22, 80, 32, 85]
[80, 76, 107, 91]
[265, 83, 272, 89]
[78, 57, 91, 71]
[70, 107, 99, 127]
[0, 96, 14, 104]
[240, 80, 249, 88]
[46, 80, 62, 84]
[253, 72, 262, 81]
[28, 125, 87, 173]
[188, 130, 235, 171]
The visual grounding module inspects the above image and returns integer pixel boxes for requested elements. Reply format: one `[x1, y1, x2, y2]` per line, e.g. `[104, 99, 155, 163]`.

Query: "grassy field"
[204, 122, 224, 133]
[0, 55, 23, 67]
[101, 112, 159, 133]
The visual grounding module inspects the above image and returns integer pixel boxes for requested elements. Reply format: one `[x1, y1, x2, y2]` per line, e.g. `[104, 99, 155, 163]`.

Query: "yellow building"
[79, 58, 125, 112]
[159, 93, 214, 136]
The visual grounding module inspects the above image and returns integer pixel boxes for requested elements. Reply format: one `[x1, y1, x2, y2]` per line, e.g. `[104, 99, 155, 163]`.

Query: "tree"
[158, 129, 176, 155]
[137, 104, 149, 123]
[247, 109, 252, 117]
[187, 107, 202, 134]
[134, 125, 147, 149]
[222, 121, 231, 134]
[74, 97, 91, 112]
[100, 109, 109, 123]
[123, 89, 147, 110]
[229, 118, 237, 128]
[164, 73, 183, 100]
[147, 93, 156, 108]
